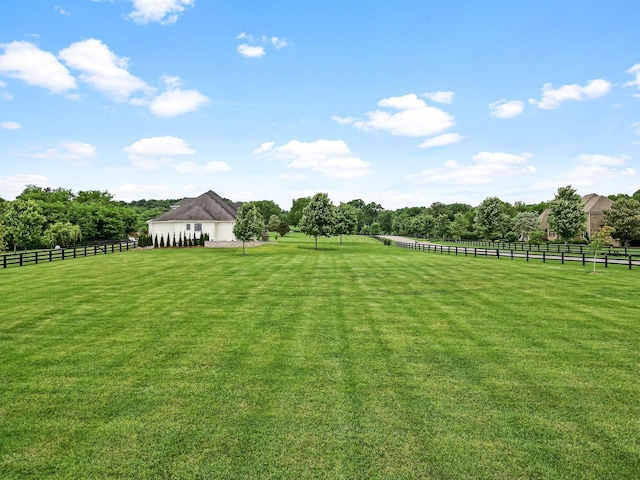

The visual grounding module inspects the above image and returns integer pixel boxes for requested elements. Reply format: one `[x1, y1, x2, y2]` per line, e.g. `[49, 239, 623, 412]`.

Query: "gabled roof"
[582, 193, 613, 214]
[150, 190, 237, 222]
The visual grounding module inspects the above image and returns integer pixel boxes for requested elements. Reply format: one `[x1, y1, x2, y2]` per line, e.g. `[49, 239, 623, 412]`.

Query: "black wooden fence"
[1, 241, 138, 269]
[376, 237, 640, 270]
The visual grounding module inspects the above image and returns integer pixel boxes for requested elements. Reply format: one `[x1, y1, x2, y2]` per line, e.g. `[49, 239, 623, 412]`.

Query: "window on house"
[195, 223, 202, 232]
[186, 224, 191, 230]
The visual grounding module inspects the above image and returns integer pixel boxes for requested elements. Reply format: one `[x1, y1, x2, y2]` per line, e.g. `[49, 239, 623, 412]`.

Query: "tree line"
[2, 184, 640, 252]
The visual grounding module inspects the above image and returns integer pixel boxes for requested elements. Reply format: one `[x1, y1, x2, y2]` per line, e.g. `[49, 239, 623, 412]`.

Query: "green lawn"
[1, 234, 639, 479]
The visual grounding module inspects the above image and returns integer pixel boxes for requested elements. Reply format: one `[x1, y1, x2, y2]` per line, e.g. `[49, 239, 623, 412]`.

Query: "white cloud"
[0, 41, 77, 94]
[423, 91, 455, 104]
[409, 151, 536, 186]
[123, 136, 230, 173]
[149, 76, 208, 117]
[236, 33, 289, 58]
[252, 142, 275, 155]
[237, 44, 266, 58]
[255, 139, 372, 178]
[271, 37, 288, 49]
[625, 64, 640, 93]
[124, 135, 195, 158]
[31, 140, 97, 165]
[489, 99, 524, 118]
[547, 154, 636, 189]
[1, 121, 21, 130]
[337, 93, 455, 137]
[632, 122, 640, 136]
[54, 5, 71, 16]
[0, 174, 49, 200]
[529, 78, 611, 110]
[418, 133, 464, 148]
[59, 38, 152, 102]
[128, 0, 194, 24]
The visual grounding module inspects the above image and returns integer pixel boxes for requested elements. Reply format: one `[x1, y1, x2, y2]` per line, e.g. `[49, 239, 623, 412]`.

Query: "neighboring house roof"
[150, 190, 238, 222]
[582, 193, 613, 213]
[539, 193, 613, 232]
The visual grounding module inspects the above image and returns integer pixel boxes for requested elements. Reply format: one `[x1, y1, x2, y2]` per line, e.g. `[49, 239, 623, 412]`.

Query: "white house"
[147, 190, 238, 242]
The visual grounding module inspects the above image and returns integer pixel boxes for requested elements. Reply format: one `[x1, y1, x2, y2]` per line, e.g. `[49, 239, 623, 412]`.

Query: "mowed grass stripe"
[1, 234, 639, 478]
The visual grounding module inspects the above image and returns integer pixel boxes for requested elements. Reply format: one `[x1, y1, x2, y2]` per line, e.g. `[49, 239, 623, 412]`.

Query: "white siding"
[149, 220, 236, 242]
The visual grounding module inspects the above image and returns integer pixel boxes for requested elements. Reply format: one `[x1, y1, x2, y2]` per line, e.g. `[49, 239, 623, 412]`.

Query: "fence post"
[526, 250, 529, 262]
[49, 250, 53, 262]
[543, 251, 546, 263]
[3, 255, 6, 269]
[20, 253, 23, 266]
[496, 249, 500, 259]
[582, 253, 585, 266]
[605, 254, 608, 268]
[510, 250, 513, 260]
[84, 246, 87, 257]
[561, 252, 564, 264]
[474, 248, 477, 257]
[630, 256, 632, 270]
[35, 252, 38, 264]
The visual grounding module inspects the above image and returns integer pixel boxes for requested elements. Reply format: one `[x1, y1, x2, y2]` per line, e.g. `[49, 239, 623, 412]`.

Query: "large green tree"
[299, 193, 335, 249]
[3, 199, 47, 251]
[233, 202, 264, 255]
[474, 197, 512, 240]
[42, 221, 82, 248]
[548, 186, 586, 244]
[604, 198, 640, 247]
[288, 197, 311, 227]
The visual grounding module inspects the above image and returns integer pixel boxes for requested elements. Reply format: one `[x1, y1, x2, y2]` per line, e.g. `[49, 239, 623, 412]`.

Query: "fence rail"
[382, 238, 640, 270]
[439, 238, 638, 256]
[1, 241, 138, 269]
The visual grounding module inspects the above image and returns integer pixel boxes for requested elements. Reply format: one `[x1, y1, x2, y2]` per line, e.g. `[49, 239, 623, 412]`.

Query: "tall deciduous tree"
[449, 212, 469, 240]
[604, 198, 640, 247]
[548, 186, 586, 244]
[474, 197, 511, 240]
[288, 197, 311, 227]
[333, 203, 358, 245]
[0, 221, 6, 251]
[299, 193, 335, 249]
[2, 199, 47, 251]
[233, 202, 264, 255]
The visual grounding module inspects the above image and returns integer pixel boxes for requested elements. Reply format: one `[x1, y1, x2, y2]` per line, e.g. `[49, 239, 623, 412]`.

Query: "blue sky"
[1, 1, 639, 209]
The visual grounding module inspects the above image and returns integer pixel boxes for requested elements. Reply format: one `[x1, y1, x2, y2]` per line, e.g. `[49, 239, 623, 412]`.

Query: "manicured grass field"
[1, 234, 639, 479]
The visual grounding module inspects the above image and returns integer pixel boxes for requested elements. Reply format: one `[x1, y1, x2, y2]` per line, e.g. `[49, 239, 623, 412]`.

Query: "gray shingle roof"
[151, 191, 237, 222]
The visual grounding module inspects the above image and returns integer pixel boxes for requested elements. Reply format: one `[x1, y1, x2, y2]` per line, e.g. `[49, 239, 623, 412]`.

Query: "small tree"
[333, 203, 358, 245]
[512, 211, 540, 242]
[268, 214, 281, 233]
[590, 225, 615, 273]
[154, 234, 158, 248]
[233, 202, 264, 255]
[277, 220, 290, 237]
[299, 193, 335, 249]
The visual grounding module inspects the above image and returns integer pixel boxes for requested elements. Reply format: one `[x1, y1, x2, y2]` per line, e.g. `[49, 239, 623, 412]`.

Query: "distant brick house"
[147, 190, 238, 242]
[540, 193, 613, 242]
